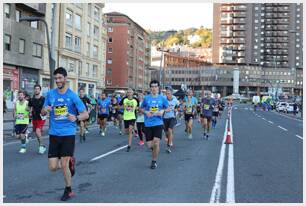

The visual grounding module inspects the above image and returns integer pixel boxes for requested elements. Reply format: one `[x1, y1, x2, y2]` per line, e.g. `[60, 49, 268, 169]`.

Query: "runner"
[110, 96, 119, 128]
[29, 84, 47, 154]
[13, 90, 30, 153]
[97, 93, 111, 137]
[200, 91, 215, 140]
[41, 67, 88, 201]
[212, 96, 220, 128]
[140, 80, 168, 169]
[136, 92, 145, 146]
[163, 87, 179, 153]
[183, 89, 197, 139]
[78, 88, 91, 143]
[119, 88, 139, 152]
[116, 93, 125, 135]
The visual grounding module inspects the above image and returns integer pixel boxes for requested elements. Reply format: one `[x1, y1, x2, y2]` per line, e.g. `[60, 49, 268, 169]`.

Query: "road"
[3, 104, 303, 203]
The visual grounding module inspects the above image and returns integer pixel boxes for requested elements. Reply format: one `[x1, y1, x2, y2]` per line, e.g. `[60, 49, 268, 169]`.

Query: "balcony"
[232, 25, 245, 31]
[237, 51, 245, 57]
[221, 19, 233, 24]
[233, 18, 246, 24]
[233, 12, 246, 18]
[233, 39, 245, 44]
[233, 5, 247, 11]
[221, 6, 232, 12]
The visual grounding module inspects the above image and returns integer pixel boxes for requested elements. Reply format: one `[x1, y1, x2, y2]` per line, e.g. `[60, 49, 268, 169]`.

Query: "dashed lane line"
[268, 121, 274, 124]
[278, 126, 288, 131]
[296, 135, 303, 140]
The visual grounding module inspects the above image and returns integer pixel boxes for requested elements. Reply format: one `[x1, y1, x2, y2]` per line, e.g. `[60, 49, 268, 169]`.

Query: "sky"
[103, 2, 213, 31]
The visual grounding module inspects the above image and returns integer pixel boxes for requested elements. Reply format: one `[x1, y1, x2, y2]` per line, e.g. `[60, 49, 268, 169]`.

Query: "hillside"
[147, 27, 212, 48]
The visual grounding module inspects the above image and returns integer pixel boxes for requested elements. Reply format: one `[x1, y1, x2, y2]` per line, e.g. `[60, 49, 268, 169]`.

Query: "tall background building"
[212, 3, 303, 95]
[105, 12, 151, 92]
[41, 3, 106, 96]
[3, 3, 46, 108]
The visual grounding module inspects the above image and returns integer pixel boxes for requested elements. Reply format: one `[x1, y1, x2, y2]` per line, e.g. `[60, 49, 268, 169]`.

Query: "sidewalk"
[3, 109, 14, 123]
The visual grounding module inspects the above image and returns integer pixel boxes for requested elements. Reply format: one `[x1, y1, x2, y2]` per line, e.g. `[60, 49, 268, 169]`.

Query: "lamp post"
[20, 16, 56, 89]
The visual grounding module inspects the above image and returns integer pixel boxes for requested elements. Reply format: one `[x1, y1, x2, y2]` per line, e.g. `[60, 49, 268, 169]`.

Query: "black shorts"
[15, 124, 28, 134]
[118, 111, 124, 115]
[201, 114, 212, 121]
[184, 114, 194, 121]
[98, 114, 109, 120]
[124, 119, 136, 129]
[48, 135, 75, 158]
[145, 125, 163, 141]
[213, 111, 219, 117]
[163, 118, 177, 131]
[110, 112, 118, 119]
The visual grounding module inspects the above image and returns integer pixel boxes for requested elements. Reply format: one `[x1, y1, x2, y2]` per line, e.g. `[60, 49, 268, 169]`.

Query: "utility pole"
[159, 41, 164, 89]
[50, 3, 57, 88]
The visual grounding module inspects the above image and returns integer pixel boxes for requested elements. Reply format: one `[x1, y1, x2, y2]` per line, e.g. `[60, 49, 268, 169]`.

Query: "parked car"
[285, 103, 299, 113]
[276, 102, 287, 112]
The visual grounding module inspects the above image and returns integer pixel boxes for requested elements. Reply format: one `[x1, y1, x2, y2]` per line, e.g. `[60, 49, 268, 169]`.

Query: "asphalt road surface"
[3, 104, 303, 203]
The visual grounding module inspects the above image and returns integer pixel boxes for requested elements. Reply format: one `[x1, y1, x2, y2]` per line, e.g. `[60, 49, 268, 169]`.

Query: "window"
[107, 68, 112, 75]
[4, 34, 11, 51]
[108, 47, 112, 53]
[93, 45, 98, 57]
[108, 37, 113, 43]
[75, 14, 81, 30]
[93, 25, 99, 38]
[32, 43, 42, 58]
[16, 10, 21, 22]
[94, 6, 100, 20]
[93, 65, 97, 76]
[88, 3, 91, 16]
[86, 63, 90, 75]
[5, 4, 10, 18]
[86, 42, 90, 56]
[108, 27, 113, 32]
[87, 22, 91, 36]
[107, 58, 112, 64]
[74, 36, 81, 52]
[66, 10, 73, 26]
[19, 39, 25, 54]
[77, 60, 82, 75]
[65, 33, 72, 49]
[31, 21, 38, 29]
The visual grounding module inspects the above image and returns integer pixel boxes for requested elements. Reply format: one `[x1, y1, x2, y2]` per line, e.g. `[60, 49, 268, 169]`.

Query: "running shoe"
[150, 161, 157, 169]
[60, 187, 75, 201]
[127, 145, 131, 152]
[82, 134, 86, 142]
[206, 134, 209, 140]
[188, 134, 192, 139]
[119, 130, 122, 135]
[138, 140, 144, 145]
[19, 147, 26, 154]
[166, 146, 171, 153]
[69, 157, 75, 177]
[38, 145, 46, 154]
[101, 132, 105, 137]
[85, 129, 89, 134]
[203, 133, 206, 139]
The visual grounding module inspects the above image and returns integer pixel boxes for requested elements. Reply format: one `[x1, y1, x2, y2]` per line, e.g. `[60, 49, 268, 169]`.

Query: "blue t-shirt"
[43, 88, 86, 136]
[201, 97, 215, 117]
[184, 96, 198, 114]
[163, 96, 179, 119]
[97, 98, 111, 115]
[141, 94, 169, 127]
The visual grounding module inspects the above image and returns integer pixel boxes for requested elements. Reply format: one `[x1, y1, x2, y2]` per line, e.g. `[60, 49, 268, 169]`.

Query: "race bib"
[101, 108, 107, 113]
[17, 113, 25, 120]
[204, 104, 210, 110]
[150, 106, 158, 113]
[125, 105, 134, 112]
[54, 105, 68, 120]
[187, 106, 193, 113]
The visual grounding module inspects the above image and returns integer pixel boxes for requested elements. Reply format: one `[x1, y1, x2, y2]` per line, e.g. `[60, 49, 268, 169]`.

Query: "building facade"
[41, 3, 106, 97]
[212, 3, 303, 95]
[3, 3, 46, 108]
[105, 12, 151, 92]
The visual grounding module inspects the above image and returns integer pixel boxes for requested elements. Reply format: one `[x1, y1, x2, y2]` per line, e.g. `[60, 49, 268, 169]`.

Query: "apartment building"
[105, 12, 151, 92]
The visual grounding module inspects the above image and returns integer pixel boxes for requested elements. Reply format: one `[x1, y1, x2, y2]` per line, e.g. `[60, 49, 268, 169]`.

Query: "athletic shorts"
[213, 111, 219, 117]
[145, 125, 163, 141]
[48, 135, 75, 158]
[98, 114, 109, 120]
[15, 124, 28, 135]
[110, 112, 118, 119]
[184, 114, 194, 122]
[200, 114, 212, 121]
[118, 111, 124, 115]
[32, 120, 46, 130]
[124, 119, 136, 129]
[163, 118, 176, 131]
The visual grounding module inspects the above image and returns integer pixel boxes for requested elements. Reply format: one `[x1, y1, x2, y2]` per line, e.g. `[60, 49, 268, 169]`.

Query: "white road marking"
[278, 126, 288, 131]
[262, 118, 266, 120]
[226, 113, 235, 203]
[90, 145, 128, 162]
[272, 111, 303, 122]
[210, 119, 228, 203]
[296, 135, 303, 140]
[268, 121, 274, 124]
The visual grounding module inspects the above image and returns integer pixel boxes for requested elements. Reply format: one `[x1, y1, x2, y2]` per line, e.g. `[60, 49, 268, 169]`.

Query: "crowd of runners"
[12, 67, 226, 201]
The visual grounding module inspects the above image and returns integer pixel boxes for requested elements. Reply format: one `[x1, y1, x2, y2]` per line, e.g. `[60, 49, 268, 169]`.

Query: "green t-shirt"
[15, 100, 30, 125]
[120, 97, 139, 120]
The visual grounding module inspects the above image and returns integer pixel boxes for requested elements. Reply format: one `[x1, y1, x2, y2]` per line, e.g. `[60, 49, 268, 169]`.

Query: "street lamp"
[20, 16, 56, 89]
